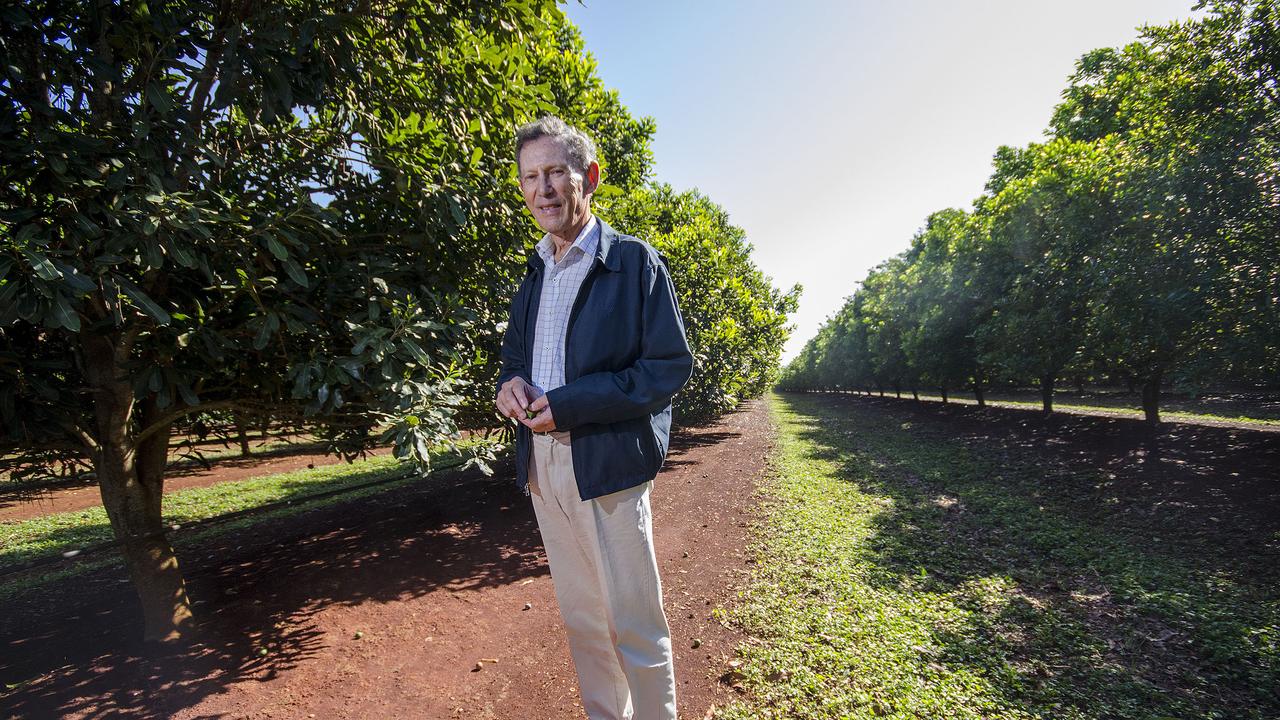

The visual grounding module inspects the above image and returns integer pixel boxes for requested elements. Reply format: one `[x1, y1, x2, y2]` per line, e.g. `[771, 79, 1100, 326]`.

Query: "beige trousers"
[528, 430, 677, 720]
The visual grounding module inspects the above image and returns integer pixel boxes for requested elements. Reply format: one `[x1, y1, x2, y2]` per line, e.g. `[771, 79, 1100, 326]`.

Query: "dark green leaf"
[117, 277, 171, 325]
[282, 257, 308, 288]
[266, 236, 289, 260]
[254, 317, 273, 350]
[402, 338, 431, 365]
[22, 250, 61, 282]
[52, 262, 95, 293]
[146, 82, 173, 115]
[50, 295, 80, 331]
[176, 381, 199, 407]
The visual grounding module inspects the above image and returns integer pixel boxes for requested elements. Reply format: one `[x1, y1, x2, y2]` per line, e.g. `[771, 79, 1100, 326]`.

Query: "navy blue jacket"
[496, 219, 694, 501]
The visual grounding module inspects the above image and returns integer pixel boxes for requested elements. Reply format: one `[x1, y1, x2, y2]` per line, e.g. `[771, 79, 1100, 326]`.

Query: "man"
[495, 115, 693, 720]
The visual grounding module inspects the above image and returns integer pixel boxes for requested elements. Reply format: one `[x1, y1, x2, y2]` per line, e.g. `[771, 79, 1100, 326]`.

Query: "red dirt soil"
[0, 401, 774, 719]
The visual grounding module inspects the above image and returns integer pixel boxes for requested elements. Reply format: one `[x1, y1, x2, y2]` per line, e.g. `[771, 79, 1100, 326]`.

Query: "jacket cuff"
[546, 385, 581, 431]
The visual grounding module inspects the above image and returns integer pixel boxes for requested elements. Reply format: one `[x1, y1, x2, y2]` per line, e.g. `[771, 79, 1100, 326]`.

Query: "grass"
[165, 436, 323, 465]
[1, 436, 321, 489]
[864, 390, 1280, 427]
[713, 392, 1278, 720]
[0, 444, 489, 600]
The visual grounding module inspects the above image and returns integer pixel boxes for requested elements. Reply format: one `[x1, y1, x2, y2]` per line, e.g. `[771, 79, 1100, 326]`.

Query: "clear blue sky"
[562, 0, 1200, 362]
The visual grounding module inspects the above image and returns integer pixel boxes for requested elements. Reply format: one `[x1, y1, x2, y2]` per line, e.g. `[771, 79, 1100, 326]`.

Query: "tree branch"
[57, 418, 99, 455]
[134, 399, 244, 445]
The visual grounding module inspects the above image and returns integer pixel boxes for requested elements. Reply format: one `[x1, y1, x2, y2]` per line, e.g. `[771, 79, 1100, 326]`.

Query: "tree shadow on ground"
[0, 460, 544, 719]
[664, 430, 742, 468]
[804, 392, 1280, 570]
[779, 392, 1279, 718]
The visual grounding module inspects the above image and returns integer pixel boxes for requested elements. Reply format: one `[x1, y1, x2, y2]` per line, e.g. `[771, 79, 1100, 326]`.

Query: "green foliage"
[0, 1, 701, 637]
[0, 0, 681, 471]
[602, 185, 800, 424]
[0, 0, 572, 482]
[779, 0, 1279, 417]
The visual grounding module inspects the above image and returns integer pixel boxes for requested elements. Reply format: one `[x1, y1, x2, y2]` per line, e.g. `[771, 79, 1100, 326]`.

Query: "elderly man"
[495, 115, 693, 720]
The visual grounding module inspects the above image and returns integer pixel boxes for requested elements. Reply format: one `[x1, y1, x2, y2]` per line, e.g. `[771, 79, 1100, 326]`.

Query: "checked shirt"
[530, 216, 601, 395]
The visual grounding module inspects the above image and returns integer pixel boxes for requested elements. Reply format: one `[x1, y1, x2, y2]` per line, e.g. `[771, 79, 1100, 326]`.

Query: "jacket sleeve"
[545, 254, 694, 429]
[495, 279, 532, 398]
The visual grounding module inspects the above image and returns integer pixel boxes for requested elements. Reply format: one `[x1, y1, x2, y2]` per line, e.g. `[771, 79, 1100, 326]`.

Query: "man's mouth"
[538, 203, 562, 216]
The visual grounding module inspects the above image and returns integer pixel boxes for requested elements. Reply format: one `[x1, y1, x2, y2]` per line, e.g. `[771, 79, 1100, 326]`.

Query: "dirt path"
[0, 401, 773, 719]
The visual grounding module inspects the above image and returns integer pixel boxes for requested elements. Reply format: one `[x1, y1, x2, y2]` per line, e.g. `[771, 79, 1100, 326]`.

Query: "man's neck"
[551, 214, 594, 262]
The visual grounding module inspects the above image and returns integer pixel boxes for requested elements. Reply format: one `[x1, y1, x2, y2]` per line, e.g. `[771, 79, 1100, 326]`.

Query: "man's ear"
[584, 161, 601, 195]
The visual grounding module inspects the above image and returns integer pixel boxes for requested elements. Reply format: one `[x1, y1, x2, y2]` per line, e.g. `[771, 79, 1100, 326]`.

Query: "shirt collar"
[536, 215, 599, 266]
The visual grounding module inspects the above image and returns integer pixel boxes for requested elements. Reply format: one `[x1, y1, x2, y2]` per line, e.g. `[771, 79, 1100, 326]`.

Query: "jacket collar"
[525, 216, 623, 273]
[594, 218, 623, 272]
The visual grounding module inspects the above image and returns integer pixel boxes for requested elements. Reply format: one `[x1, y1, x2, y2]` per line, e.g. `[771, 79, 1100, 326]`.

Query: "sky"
[562, 0, 1201, 362]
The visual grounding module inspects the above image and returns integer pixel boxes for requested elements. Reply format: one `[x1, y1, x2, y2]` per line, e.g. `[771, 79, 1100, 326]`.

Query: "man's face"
[518, 136, 598, 242]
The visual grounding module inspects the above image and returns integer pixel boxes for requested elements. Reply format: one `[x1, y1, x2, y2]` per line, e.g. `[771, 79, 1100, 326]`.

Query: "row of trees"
[604, 184, 799, 424]
[0, 1, 794, 640]
[779, 0, 1278, 422]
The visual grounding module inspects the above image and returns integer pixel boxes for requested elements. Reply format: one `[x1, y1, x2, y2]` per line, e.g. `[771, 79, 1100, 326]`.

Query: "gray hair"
[514, 115, 598, 175]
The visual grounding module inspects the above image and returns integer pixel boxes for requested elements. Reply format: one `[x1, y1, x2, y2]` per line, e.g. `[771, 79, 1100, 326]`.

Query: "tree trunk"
[83, 333, 193, 643]
[973, 381, 986, 408]
[940, 387, 949, 404]
[1040, 374, 1054, 414]
[1141, 372, 1162, 425]
[234, 412, 251, 457]
[912, 387, 919, 402]
[878, 386, 885, 398]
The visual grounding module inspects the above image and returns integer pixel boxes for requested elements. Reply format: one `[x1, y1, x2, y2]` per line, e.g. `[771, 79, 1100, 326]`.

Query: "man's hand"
[496, 377, 536, 422]
[521, 394, 556, 433]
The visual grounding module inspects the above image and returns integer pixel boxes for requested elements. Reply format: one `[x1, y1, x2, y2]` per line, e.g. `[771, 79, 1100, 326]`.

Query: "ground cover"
[715, 393, 1279, 719]
[0, 446, 482, 601]
[837, 390, 1280, 428]
[0, 434, 317, 489]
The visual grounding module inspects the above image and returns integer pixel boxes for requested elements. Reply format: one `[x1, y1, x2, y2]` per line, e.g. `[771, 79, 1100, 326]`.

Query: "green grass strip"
[0, 454, 405, 569]
[885, 393, 1279, 427]
[0, 447, 484, 570]
[0, 445, 492, 602]
[714, 393, 1278, 720]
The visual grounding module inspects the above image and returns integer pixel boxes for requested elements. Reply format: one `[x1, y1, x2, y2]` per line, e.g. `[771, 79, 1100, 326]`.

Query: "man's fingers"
[510, 381, 531, 410]
[529, 395, 548, 412]
[499, 379, 533, 415]
[518, 403, 554, 433]
[503, 401, 520, 421]
[516, 381, 541, 411]
[497, 386, 524, 420]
